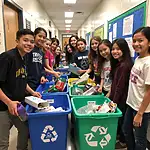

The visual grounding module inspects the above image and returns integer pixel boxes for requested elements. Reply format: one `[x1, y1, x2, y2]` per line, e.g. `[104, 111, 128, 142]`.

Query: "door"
[62, 37, 69, 51]
[4, 4, 19, 50]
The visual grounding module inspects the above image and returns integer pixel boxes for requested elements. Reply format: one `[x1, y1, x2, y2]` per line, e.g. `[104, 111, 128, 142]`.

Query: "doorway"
[4, 5, 19, 50]
[4, 0, 23, 50]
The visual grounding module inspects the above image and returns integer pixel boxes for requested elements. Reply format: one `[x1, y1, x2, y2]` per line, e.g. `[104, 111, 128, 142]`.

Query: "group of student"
[64, 27, 150, 150]
[0, 26, 150, 150]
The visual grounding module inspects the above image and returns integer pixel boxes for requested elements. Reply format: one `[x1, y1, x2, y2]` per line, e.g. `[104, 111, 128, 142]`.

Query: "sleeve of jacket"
[0, 53, 11, 87]
[112, 64, 130, 104]
[41, 52, 46, 77]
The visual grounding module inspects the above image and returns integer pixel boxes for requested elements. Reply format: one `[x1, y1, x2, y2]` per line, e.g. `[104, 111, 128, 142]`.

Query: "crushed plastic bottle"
[72, 84, 83, 95]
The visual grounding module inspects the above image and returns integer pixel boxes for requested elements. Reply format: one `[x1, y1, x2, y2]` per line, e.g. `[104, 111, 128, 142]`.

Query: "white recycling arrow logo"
[41, 125, 58, 143]
[84, 126, 111, 149]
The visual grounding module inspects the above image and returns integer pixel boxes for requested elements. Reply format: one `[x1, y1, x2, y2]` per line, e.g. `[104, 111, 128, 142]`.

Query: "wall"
[78, 0, 147, 39]
[0, 0, 6, 53]
[8, 0, 59, 38]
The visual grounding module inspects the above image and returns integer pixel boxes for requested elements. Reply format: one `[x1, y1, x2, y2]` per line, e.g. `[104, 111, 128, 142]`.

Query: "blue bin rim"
[36, 82, 69, 95]
[46, 74, 68, 79]
[71, 97, 122, 119]
[26, 94, 72, 118]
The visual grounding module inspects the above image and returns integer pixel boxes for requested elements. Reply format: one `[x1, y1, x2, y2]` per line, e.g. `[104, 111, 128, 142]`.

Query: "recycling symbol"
[41, 125, 58, 143]
[84, 126, 111, 149]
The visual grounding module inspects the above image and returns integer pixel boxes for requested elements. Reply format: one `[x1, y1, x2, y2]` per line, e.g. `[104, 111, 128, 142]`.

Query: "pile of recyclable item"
[71, 73, 89, 85]
[42, 77, 67, 93]
[72, 84, 100, 96]
[77, 101, 117, 114]
[25, 96, 65, 113]
[35, 106, 65, 113]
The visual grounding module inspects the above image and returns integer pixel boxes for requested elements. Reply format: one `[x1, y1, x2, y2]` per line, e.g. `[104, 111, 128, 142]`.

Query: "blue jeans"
[123, 105, 150, 150]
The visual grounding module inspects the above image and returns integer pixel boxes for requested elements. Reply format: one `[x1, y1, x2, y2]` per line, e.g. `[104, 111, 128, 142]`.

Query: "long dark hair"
[133, 26, 150, 53]
[98, 39, 112, 73]
[65, 44, 73, 64]
[55, 55, 61, 68]
[89, 36, 101, 62]
[110, 38, 133, 79]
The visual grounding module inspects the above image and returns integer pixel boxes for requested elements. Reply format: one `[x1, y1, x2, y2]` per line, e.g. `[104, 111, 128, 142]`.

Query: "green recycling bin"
[71, 96, 122, 150]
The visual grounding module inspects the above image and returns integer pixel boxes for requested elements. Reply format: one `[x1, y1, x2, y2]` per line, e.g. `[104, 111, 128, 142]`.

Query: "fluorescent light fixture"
[65, 20, 72, 23]
[65, 12, 74, 18]
[64, 0, 76, 4]
[65, 24, 71, 27]
[66, 28, 70, 30]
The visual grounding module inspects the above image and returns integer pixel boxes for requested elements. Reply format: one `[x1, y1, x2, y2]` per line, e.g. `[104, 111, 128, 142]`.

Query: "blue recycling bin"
[36, 82, 69, 95]
[46, 74, 68, 83]
[26, 94, 72, 150]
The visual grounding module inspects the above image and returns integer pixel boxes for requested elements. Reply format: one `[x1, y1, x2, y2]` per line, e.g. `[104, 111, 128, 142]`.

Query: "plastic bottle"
[72, 84, 83, 95]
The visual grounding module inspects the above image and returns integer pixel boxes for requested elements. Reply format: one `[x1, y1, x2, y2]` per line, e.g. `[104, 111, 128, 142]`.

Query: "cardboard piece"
[25, 96, 49, 109]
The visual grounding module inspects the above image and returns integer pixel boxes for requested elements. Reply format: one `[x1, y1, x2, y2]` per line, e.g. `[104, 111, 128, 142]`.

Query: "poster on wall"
[125, 37, 135, 57]
[123, 14, 134, 36]
[93, 25, 104, 39]
[25, 19, 31, 30]
[85, 32, 91, 50]
[109, 32, 113, 42]
[113, 23, 117, 39]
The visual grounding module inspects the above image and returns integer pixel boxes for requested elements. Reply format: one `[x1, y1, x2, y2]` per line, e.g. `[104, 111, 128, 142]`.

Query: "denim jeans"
[123, 105, 150, 150]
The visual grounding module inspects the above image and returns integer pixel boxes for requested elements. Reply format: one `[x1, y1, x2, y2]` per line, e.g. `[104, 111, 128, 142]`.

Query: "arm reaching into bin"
[26, 84, 41, 98]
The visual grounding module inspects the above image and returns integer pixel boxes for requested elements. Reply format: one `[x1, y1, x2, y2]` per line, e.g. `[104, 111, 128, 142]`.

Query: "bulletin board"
[108, 1, 146, 59]
[93, 25, 104, 39]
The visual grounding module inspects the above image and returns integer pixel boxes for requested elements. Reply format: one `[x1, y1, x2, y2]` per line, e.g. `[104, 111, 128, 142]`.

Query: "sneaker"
[116, 135, 120, 143]
[115, 141, 127, 149]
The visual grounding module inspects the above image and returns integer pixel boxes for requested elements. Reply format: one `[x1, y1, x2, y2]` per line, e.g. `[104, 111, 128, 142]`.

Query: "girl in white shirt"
[98, 39, 112, 97]
[123, 26, 150, 150]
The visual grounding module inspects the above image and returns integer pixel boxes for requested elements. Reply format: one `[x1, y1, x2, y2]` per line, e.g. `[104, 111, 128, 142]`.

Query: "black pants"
[117, 103, 126, 143]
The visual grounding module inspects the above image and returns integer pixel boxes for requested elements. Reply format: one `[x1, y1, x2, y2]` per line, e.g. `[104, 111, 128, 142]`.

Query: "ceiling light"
[66, 28, 70, 30]
[65, 20, 72, 23]
[64, 0, 76, 4]
[65, 12, 74, 18]
[65, 24, 71, 27]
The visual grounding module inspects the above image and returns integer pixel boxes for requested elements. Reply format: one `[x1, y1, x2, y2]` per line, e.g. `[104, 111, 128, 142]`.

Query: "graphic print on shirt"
[130, 67, 141, 84]
[93, 59, 98, 73]
[32, 52, 42, 64]
[78, 56, 89, 69]
[101, 62, 111, 91]
[104, 69, 111, 85]
[16, 67, 27, 78]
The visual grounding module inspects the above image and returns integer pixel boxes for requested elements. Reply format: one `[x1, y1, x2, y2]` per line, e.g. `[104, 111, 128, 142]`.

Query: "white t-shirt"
[101, 60, 111, 91]
[126, 56, 150, 112]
